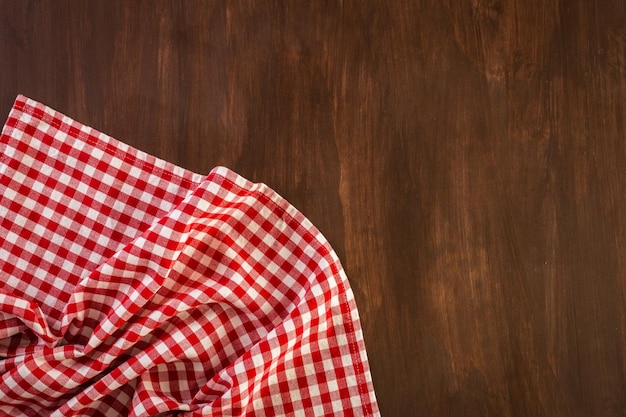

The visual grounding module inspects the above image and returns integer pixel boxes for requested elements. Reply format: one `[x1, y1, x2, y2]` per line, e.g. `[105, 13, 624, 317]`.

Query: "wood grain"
[2, 1, 626, 415]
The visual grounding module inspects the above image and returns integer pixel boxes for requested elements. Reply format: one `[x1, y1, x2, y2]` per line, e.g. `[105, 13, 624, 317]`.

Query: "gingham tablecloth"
[0, 95, 380, 417]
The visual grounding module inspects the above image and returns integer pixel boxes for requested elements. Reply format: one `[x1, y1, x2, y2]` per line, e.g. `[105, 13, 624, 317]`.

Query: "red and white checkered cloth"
[0, 95, 380, 417]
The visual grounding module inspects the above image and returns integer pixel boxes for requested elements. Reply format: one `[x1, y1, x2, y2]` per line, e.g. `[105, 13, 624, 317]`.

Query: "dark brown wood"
[2, 1, 626, 415]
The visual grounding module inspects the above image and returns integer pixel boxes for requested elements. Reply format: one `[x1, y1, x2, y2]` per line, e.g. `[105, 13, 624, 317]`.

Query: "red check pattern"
[0, 95, 379, 417]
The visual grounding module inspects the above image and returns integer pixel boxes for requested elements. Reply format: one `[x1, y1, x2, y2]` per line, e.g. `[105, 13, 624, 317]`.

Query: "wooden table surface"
[2, 1, 626, 416]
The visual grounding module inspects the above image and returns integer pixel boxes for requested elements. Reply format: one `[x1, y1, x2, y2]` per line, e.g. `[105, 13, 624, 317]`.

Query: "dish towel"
[0, 95, 380, 417]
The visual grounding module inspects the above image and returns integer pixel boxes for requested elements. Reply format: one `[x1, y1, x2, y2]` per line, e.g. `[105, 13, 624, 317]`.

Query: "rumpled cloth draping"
[0, 95, 380, 417]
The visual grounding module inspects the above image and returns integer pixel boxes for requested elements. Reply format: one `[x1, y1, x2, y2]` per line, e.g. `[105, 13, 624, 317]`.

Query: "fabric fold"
[0, 95, 379, 416]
